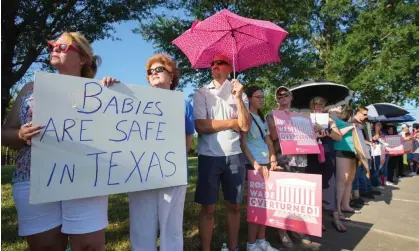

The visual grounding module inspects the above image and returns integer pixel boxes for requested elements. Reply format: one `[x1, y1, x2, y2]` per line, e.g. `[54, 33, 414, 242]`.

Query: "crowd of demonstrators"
[2, 30, 418, 251]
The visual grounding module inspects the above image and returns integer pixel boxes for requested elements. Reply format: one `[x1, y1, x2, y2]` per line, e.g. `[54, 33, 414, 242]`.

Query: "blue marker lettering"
[109, 120, 128, 142]
[143, 101, 154, 115]
[135, 101, 142, 115]
[125, 151, 146, 183]
[108, 151, 121, 186]
[153, 101, 163, 116]
[87, 151, 107, 187]
[127, 120, 143, 141]
[164, 151, 177, 177]
[122, 98, 134, 113]
[40, 118, 60, 142]
[146, 152, 163, 181]
[78, 82, 103, 114]
[60, 164, 75, 184]
[156, 122, 166, 141]
[103, 96, 119, 114]
[80, 119, 93, 142]
[47, 163, 57, 186]
[62, 119, 76, 141]
[145, 121, 155, 140]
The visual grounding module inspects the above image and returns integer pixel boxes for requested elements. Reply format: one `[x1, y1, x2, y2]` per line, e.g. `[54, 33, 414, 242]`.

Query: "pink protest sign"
[272, 111, 320, 154]
[247, 171, 322, 237]
[383, 135, 404, 155]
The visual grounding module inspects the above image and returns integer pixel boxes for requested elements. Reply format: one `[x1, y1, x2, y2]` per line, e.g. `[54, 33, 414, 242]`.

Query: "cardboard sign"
[272, 111, 320, 155]
[383, 135, 404, 155]
[310, 113, 329, 131]
[30, 72, 187, 204]
[247, 171, 322, 237]
[353, 126, 371, 170]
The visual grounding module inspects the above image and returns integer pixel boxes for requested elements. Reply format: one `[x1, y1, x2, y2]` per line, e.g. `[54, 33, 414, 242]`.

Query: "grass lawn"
[1, 157, 256, 251]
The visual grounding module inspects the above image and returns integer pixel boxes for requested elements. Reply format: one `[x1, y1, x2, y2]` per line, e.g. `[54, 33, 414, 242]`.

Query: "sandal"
[332, 220, 347, 233]
[338, 214, 351, 221]
[342, 209, 361, 214]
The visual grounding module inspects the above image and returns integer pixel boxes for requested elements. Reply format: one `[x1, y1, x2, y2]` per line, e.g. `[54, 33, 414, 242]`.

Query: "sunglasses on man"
[210, 60, 230, 67]
[147, 66, 168, 75]
[47, 41, 80, 53]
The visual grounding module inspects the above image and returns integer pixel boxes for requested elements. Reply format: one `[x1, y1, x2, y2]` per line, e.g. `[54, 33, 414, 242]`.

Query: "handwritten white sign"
[30, 72, 187, 204]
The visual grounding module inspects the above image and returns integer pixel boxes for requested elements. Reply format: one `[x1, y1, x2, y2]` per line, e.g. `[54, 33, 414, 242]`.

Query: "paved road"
[267, 175, 419, 251]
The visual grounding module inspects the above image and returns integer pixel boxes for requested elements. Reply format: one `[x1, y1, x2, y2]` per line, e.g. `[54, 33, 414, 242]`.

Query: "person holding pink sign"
[266, 86, 311, 248]
[240, 86, 281, 251]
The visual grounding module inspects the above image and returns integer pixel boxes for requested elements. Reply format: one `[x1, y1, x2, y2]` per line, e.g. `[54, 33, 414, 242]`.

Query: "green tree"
[139, 0, 418, 107]
[2, 0, 163, 122]
[325, 0, 419, 105]
[138, 0, 321, 94]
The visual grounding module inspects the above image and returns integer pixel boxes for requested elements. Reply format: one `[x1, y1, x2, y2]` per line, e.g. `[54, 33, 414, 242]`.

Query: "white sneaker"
[247, 243, 263, 251]
[408, 172, 417, 177]
[386, 181, 397, 187]
[257, 240, 279, 251]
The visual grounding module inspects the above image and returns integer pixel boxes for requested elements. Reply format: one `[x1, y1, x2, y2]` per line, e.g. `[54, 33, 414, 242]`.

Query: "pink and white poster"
[383, 135, 404, 155]
[272, 111, 320, 154]
[247, 171, 323, 237]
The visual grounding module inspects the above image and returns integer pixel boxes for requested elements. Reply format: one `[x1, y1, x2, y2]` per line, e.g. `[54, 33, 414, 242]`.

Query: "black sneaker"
[360, 192, 375, 199]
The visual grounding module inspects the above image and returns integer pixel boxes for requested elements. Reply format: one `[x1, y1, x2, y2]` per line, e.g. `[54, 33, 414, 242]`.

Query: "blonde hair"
[60, 32, 101, 78]
[145, 53, 180, 90]
[310, 96, 326, 111]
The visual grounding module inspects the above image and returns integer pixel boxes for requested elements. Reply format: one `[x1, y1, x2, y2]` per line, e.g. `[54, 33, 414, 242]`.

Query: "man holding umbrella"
[193, 54, 251, 251]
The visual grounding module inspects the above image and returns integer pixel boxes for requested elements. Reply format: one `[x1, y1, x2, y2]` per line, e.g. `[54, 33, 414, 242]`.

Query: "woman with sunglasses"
[2, 32, 109, 250]
[266, 86, 311, 248]
[102, 53, 194, 251]
[305, 97, 346, 233]
[241, 86, 281, 251]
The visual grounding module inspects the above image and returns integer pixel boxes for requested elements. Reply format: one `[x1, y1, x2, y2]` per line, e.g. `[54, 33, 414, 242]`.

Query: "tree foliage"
[139, 0, 419, 107]
[2, 0, 163, 122]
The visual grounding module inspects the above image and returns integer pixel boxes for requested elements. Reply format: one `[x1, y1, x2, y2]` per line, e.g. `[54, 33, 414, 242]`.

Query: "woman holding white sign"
[2, 32, 109, 250]
[306, 97, 346, 233]
[241, 85, 281, 251]
[102, 53, 195, 251]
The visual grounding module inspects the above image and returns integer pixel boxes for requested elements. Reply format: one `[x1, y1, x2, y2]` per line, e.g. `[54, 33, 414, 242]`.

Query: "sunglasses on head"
[147, 66, 168, 75]
[211, 60, 230, 67]
[47, 41, 80, 53]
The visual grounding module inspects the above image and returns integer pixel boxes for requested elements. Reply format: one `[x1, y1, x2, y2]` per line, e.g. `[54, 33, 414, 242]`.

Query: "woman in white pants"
[128, 54, 194, 251]
[2, 32, 108, 251]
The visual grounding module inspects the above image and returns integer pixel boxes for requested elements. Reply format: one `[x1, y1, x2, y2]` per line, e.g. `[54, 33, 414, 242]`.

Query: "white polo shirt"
[193, 80, 249, 157]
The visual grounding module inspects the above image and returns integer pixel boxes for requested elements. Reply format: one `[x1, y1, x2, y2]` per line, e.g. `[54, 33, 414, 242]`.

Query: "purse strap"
[250, 113, 265, 139]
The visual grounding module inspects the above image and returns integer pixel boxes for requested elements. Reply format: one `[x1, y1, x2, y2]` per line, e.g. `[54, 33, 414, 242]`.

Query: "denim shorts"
[194, 154, 246, 205]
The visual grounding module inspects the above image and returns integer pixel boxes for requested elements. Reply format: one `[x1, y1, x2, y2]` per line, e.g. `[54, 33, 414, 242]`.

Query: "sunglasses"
[147, 66, 168, 75]
[210, 60, 230, 67]
[362, 113, 368, 116]
[277, 93, 290, 99]
[47, 41, 80, 53]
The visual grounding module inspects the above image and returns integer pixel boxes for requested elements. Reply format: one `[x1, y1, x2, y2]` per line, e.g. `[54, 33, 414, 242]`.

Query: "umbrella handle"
[231, 32, 236, 79]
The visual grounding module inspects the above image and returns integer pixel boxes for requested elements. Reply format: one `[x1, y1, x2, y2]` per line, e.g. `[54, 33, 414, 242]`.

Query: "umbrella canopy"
[289, 81, 354, 112]
[366, 103, 408, 119]
[172, 9, 288, 75]
[369, 114, 415, 123]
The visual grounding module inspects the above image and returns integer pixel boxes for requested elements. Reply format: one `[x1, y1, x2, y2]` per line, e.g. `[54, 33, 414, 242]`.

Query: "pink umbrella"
[172, 9, 288, 77]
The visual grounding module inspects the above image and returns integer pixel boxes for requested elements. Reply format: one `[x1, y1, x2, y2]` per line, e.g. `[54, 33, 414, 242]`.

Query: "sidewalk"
[267, 176, 419, 251]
